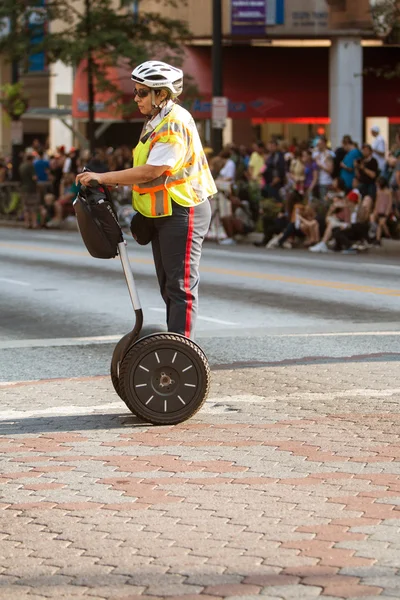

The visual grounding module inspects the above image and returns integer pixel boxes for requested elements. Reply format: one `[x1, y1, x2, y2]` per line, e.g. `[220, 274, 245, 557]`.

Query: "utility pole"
[85, 0, 96, 155]
[11, 10, 22, 181]
[211, 0, 223, 154]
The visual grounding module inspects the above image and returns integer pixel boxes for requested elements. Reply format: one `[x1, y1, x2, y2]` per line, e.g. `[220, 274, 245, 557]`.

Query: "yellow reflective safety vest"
[132, 103, 217, 218]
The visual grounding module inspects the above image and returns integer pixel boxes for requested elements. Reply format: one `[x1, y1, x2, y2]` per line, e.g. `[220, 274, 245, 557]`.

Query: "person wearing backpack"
[76, 61, 217, 339]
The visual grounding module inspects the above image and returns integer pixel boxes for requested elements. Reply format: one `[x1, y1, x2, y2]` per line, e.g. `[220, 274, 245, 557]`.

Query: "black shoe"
[253, 241, 267, 247]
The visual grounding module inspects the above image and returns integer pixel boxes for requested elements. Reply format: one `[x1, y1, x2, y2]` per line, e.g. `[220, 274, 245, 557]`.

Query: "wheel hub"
[159, 372, 175, 388]
[152, 366, 179, 395]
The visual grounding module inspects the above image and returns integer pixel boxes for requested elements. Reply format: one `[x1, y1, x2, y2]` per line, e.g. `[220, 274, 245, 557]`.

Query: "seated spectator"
[272, 202, 307, 249]
[369, 176, 393, 246]
[325, 177, 347, 204]
[298, 205, 320, 247]
[47, 172, 79, 228]
[309, 191, 356, 253]
[219, 185, 256, 246]
[266, 196, 315, 250]
[355, 144, 378, 200]
[333, 195, 373, 253]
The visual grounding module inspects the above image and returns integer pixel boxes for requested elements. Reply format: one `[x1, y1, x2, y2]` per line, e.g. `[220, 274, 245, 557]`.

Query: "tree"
[0, 0, 191, 153]
[368, 0, 400, 79]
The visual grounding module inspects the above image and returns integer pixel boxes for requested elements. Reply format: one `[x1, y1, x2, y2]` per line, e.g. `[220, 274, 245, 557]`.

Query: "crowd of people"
[0, 140, 134, 229]
[1, 128, 400, 255]
[208, 126, 400, 253]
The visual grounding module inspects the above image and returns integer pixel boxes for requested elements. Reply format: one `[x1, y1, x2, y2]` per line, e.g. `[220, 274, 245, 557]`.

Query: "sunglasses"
[133, 88, 160, 99]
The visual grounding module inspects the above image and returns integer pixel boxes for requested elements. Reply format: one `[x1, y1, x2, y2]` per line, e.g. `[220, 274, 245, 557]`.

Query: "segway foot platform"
[119, 333, 210, 425]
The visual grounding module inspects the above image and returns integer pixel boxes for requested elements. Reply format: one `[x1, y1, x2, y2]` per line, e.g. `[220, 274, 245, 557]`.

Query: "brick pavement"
[0, 360, 400, 599]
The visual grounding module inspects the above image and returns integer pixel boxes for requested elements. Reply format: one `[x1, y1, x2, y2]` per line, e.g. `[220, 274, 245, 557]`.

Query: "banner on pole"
[231, 0, 266, 35]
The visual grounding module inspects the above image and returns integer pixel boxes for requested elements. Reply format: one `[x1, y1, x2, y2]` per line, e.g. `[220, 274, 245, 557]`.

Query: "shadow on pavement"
[213, 352, 400, 370]
[0, 412, 146, 435]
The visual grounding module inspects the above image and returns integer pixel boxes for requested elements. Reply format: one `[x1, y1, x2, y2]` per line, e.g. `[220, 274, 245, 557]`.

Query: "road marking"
[0, 402, 123, 419]
[0, 277, 30, 286]
[1, 329, 400, 351]
[1, 241, 399, 297]
[277, 331, 400, 338]
[149, 307, 238, 325]
[0, 335, 123, 349]
[201, 266, 400, 297]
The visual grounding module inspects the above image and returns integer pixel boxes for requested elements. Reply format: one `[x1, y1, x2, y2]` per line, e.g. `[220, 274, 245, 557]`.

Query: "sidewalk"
[1, 359, 400, 599]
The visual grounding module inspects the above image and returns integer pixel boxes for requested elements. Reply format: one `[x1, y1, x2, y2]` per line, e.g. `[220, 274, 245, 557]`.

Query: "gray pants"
[151, 200, 211, 339]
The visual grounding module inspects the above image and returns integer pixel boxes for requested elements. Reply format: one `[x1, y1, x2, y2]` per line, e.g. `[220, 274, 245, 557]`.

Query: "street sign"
[11, 121, 23, 145]
[212, 97, 228, 129]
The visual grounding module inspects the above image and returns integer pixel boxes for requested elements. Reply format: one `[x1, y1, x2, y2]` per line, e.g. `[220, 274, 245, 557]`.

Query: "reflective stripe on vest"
[132, 104, 217, 218]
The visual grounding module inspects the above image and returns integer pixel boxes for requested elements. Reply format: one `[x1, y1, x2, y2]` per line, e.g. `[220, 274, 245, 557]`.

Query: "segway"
[73, 178, 210, 425]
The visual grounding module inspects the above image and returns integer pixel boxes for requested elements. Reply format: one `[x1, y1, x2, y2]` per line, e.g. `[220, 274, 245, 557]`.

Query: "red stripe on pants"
[184, 207, 195, 338]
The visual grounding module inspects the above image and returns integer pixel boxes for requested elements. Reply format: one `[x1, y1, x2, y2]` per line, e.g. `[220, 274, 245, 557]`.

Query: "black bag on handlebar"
[74, 183, 123, 259]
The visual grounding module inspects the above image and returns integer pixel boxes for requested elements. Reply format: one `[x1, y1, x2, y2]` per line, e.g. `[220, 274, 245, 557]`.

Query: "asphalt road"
[0, 228, 399, 382]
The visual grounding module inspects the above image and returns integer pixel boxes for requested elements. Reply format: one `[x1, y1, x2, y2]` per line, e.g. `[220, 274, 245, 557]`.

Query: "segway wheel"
[110, 333, 132, 404]
[119, 334, 210, 425]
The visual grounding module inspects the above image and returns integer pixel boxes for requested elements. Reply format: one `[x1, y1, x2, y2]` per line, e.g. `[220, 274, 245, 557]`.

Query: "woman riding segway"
[77, 61, 217, 339]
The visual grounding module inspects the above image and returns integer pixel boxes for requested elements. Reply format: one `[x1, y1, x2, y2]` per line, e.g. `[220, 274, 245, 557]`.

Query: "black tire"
[110, 325, 167, 405]
[110, 333, 132, 404]
[119, 334, 210, 425]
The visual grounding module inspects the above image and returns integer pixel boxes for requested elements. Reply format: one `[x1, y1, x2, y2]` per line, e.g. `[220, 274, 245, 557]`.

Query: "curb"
[2, 219, 400, 257]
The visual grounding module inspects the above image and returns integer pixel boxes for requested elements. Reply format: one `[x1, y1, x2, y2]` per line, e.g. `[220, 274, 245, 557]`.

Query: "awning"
[71, 46, 400, 121]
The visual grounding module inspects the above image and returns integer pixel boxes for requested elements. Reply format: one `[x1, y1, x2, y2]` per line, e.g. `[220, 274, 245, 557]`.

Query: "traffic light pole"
[11, 11, 22, 181]
[211, 0, 223, 155]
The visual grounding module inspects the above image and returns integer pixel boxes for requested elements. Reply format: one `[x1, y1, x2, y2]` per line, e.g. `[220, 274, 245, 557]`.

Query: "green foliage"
[0, 0, 192, 114]
[0, 82, 29, 119]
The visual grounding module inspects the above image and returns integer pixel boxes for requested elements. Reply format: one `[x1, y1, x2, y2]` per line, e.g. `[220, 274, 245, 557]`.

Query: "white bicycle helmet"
[131, 61, 183, 98]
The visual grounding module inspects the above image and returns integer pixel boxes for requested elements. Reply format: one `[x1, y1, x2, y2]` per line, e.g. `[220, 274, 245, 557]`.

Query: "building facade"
[0, 0, 399, 154]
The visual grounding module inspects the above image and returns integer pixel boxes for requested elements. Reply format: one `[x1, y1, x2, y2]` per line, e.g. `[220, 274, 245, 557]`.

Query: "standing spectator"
[63, 147, 79, 175]
[217, 149, 236, 182]
[49, 152, 64, 198]
[355, 144, 378, 200]
[262, 139, 286, 202]
[248, 141, 266, 187]
[33, 150, 50, 203]
[340, 138, 362, 192]
[370, 125, 386, 173]
[333, 135, 352, 179]
[288, 149, 305, 194]
[19, 151, 39, 229]
[312, 136, 334, 203]
[370, 176, 392, 245]
[302, 150, 318, 202]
